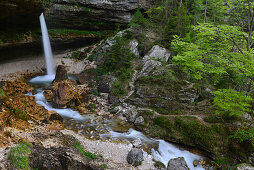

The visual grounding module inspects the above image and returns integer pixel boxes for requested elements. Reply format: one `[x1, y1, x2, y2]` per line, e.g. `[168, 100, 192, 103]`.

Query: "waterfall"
[39, 13, 55, 75]
[30, 13, 55, 83]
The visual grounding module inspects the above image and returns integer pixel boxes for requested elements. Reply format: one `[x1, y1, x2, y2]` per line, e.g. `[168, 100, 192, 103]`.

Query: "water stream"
[28, 78, 206, 169]
[27, 13, 208, 169]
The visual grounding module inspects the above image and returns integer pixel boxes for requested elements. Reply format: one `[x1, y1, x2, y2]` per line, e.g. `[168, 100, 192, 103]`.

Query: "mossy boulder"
[128, 75, 198, 115]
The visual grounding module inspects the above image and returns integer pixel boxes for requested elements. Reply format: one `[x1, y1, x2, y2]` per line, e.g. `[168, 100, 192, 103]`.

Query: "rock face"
[167, 157, 190, 170]
[127, 148, 143, 166]
[138, 45, 171, 78]
[236, 163, 254, 170]
[29, 145, 101, 170]
[53, 65, 69, 83]
[45, 0, 157, 30]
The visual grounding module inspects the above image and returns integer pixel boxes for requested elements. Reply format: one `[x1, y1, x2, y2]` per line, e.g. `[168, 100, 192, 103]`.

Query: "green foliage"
[129, 9, 147, 28]
[100, 164, 108, 169]
[172, 23, 254, 88]
[134, 161, 142, 167]
[0, 88, 5, 98]
[231, 127, 254, 146]
[111, 81, 126, 96]
[84, 103, 97, 112]
[8, 142, 31, 170]
[213, 89, 253, 118]
[76, 142, 97, 160]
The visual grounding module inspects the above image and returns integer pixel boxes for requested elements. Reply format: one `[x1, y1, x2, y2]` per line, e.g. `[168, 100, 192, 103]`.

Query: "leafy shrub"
[213, 89, 253, 118]
[8, 142, 32, 170]
[231, 127, 254, 146]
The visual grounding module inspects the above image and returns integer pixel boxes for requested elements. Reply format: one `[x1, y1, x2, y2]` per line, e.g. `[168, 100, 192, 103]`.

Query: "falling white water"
[30, 13, 55, 83]
[40, 13, 55, 75]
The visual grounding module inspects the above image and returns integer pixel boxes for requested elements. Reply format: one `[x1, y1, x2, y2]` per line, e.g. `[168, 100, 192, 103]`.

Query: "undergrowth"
[8, 142, 32, 170]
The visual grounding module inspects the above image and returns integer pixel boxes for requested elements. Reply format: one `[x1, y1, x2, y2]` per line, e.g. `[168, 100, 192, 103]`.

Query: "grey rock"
[129, 39, 139, 57]
[167, 157, 190, 170]
[98, 75, 117, 93]
[123, 106, 138, 123]
[236, 163, 254, 170]
[132, 138, 142, 148]
[143, 45, 171, 63]
[242, 113, 252, 121]
[45, 0, 156, 31]
[127, 148, 143, 166]
[29, 145, 101, 170]
[138, 45, 171, 78]
[138, 60, 162, 77]
[134, 116, 144, 125]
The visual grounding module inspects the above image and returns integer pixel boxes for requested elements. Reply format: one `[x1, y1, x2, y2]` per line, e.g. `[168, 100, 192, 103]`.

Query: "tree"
[172, 23, 254, 89]
[228, 0, 254, 52]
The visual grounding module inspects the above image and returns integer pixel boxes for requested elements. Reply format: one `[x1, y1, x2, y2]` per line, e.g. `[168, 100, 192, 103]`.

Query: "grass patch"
[8, 142, 32, 170]
[76, 142, 97, 160]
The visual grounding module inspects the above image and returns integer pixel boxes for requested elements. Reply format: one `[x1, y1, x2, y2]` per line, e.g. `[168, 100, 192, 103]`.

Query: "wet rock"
[132, 138, 142, 149]
[167, 157, 190, 170]
[127, 148, 143, 166]
[193, 160, 198, 167]
[236, 163, 254, 170]
[53, 65, 68, 83]
[134, 116, 144, 126]
[52, 79, 78, 108]
[242, 113, 252, 121]
[29, 145, 101, 170]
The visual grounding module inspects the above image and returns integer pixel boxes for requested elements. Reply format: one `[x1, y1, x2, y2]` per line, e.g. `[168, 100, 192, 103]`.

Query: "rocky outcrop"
[127, 148, 143, 166]
[167, 157, 189, 170]
[138, 45, 171, 77]
[45, 0, 157, 30]
[29, 145, 101, 170]
[235, 163, 254, 170]
[53, 65, 68, 83]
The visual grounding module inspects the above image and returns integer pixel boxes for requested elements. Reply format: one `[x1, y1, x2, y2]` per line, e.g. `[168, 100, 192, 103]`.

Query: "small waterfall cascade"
[39, 13, 55, 75]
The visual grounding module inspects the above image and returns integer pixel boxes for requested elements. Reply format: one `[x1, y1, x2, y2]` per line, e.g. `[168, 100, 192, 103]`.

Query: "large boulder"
[138, 45, 171, 78]
[53, 65, 68, 83]
[127, 148, 143, 166]
[167, 157, 190, 170]
[29, 145, 102, 170]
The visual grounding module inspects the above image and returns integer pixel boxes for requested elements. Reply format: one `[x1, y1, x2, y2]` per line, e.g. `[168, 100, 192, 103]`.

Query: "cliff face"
[45, 0, 156, 30]
[0, 0, 43, 30]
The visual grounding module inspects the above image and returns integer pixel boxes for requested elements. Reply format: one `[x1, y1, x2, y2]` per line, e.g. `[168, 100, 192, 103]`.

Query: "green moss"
[8, 142, 32, 170]
[76, 142, 97, 160]
[174, 116, 229, 148]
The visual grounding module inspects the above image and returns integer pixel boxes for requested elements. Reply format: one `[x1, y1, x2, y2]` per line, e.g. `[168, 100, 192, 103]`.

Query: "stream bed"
[28, 75, 208, 169]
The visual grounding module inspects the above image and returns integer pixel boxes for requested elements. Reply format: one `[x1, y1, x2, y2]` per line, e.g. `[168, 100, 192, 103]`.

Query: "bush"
[213, 89, 253, 118]
[129, 9, 147, 28]
[8, 142, 32, 170]
[231, 127, 254, 146]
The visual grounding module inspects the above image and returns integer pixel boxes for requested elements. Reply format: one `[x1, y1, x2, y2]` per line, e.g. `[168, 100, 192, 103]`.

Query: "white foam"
[33, 91, 85, 121]
[106, 129, 204, 169]
[29, 74, 55, 83]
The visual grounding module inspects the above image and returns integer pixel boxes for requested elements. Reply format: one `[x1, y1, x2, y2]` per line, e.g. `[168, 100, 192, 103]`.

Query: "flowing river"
[27, 77, 208, 169]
